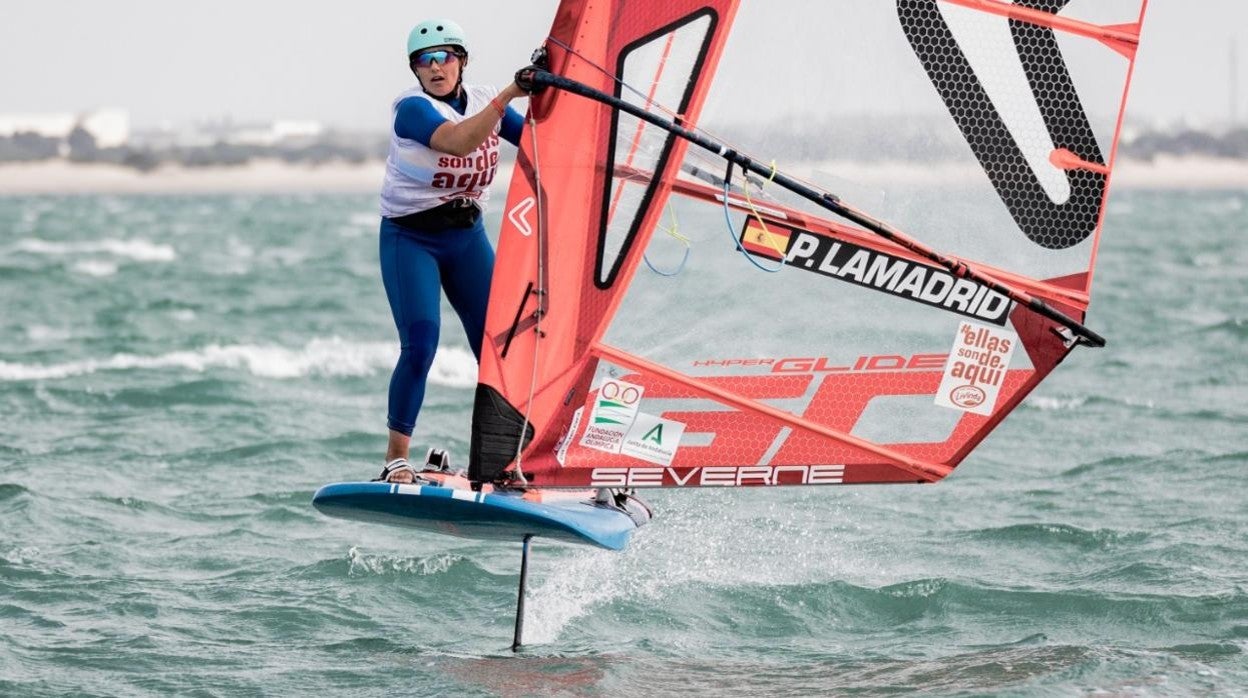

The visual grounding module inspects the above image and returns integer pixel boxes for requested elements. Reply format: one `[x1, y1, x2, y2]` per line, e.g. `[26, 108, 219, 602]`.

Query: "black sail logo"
[897, 0, 1107, 250]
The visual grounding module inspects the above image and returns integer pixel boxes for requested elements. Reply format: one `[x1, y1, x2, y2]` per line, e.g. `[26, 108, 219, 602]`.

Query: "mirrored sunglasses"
[412, 49, 463, 68]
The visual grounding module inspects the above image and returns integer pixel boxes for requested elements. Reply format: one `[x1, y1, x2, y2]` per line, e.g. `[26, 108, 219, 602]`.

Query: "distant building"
[130, 121, 214, 150]
[130, 118, 327, 149]
[0, 113, 76, 140]
[225, 120, 326, 147]
[79, 109, 130, 148]
[0, 109, 129, 148]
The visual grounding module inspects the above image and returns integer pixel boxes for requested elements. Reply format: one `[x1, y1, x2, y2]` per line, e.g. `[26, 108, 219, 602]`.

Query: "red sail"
[471, 0, 741, 482]
[472, 0, 1148, 489]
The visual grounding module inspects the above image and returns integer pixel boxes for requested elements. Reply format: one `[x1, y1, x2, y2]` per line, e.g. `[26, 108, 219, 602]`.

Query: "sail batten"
[939, 0, 1141, 55]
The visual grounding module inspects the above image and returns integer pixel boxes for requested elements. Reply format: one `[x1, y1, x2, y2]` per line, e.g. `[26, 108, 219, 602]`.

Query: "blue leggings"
[379, 216, 494, 436]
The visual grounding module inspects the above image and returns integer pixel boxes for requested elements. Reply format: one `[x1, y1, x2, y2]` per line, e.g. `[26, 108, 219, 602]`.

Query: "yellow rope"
[657, 203, 689, 246]
[641, 202, 691, 277]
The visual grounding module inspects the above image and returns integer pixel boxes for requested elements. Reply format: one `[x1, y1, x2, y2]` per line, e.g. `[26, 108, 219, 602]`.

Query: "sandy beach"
[0, 155, 1245, 195]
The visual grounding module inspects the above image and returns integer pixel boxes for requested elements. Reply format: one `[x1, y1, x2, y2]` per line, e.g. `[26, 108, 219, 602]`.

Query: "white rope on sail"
[510, 115, 549, 487]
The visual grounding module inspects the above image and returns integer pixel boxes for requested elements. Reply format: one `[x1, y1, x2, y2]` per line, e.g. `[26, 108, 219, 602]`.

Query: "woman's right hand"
[499, 82, 525, 102]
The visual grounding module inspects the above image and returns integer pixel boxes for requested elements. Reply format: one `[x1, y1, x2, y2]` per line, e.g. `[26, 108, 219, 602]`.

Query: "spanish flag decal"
[738, 217, 793, 261]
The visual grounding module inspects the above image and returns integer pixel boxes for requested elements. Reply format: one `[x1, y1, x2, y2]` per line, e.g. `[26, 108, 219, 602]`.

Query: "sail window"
[596, 11, 715, 286]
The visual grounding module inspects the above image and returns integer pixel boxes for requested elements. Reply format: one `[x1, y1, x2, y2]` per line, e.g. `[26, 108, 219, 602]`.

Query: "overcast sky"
[0, 1, 1241, 130]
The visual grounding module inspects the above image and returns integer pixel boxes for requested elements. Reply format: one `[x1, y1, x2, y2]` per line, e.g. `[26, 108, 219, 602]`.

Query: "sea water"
[1, 189, 1245, 696]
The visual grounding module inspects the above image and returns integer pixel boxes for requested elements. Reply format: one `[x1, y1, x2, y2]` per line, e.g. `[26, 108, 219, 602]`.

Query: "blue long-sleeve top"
[394, 91, 523, 147]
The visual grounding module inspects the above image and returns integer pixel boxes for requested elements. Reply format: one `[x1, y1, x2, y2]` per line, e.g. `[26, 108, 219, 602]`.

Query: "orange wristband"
[489, 97, 506, 117]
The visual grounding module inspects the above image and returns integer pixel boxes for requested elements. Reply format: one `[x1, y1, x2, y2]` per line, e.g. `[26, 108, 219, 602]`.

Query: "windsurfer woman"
[375, 19, 528, 484]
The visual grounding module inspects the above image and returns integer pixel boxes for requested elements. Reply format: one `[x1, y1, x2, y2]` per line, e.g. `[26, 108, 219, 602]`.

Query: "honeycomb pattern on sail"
[897, 0, 1107, 250]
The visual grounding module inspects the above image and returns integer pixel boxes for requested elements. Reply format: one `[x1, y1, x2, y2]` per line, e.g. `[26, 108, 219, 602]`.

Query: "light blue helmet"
[406, 19, 468, 58]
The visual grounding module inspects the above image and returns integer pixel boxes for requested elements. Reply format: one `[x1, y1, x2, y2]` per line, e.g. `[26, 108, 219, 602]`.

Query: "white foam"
[339, 212, 379, 238]
[524, 491, 845, 645]
[26, 325, 72, 342]
[1026, 396, 1088, 411]
[427, 346, 479, 388]
[71, 259, 118, 277]
[349, 212, 378, 228]
[1203, 196, 1244, 213]
[259, 247, 308, 267]
[346, 546, 460, 576]
[0, 337, 479, 384]
[100, 197, 130, 216]
[14, 237, 176, 262]
[226, 237, 255, 259]
[3, 546, 41, 566]
[525, 551, 623, 644]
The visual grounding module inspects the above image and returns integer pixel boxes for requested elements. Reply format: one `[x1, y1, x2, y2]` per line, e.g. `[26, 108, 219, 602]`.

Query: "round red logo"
[950, 385, 986, 408]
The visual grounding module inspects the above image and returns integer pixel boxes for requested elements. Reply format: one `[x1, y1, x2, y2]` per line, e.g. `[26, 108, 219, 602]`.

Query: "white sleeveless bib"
[379, 84, 503, 217]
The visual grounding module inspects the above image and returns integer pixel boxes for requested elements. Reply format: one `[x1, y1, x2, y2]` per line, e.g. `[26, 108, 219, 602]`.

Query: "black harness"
[388, 199, 481, 231]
